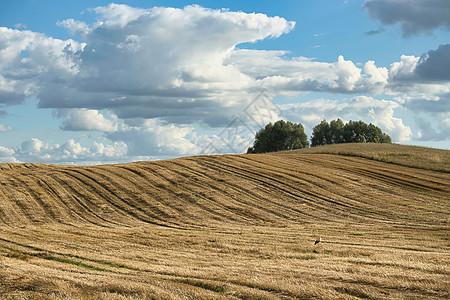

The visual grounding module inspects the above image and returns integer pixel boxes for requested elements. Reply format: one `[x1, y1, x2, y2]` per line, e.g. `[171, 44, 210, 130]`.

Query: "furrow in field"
[152, 160, 251, 223]
[181, 156, 325, 223]
[234, 154, 400, 223]
[119, 163, 234, 226]
[45, 170, 123, 227]
[0, 175, 27, 225]
[162, 160, 302, 221]
[11, 174, 71, 224]
[28, 172, 108, 226]
[0, 173, 48, 225]
[0, 150, 447, 228]
[196, 156, 343, 223]
[57, 168, 153, 226]
[209, 155, 381, 222]
[140, 162, 242, 224]
[283, 155, 450, 220]
[130, 160, 284, 224]
[85, 165, 185, 228]
[300, 154, 449, 194]
[197, 156, 319, 222]
[116, 164, 191, 223]
[260, 154, 445, 222]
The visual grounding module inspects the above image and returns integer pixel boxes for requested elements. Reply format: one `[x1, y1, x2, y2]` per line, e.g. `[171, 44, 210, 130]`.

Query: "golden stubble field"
[0, 144, 449, 299]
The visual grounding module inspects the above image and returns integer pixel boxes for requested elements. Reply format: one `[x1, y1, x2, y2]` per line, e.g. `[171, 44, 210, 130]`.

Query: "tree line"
[247, 119, 391, 154]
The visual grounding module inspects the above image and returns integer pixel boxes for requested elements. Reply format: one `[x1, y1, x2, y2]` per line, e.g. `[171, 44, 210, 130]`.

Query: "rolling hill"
[0, 144, 449, 299]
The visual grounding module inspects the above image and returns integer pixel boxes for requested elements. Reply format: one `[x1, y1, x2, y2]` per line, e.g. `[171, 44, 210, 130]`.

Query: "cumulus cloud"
[57, 19, 90, 37]
[388, 55, 420, 81]
[106, 119, 200, 156]
[0, 146, 18, 163]
[2, 4, 291, 133]
[334, 55, 362, 91]
[228, 51, 393, 94]
[363, 60, 388, 92]
[0, 27, 84, 106]
[57, 109, 118, 132]
[281, 96, 412, 142]
[15, 138, 128, 164]
[364, 0, 450, 36]
[35, 4, 295, 125]
[388, 44, 450, 88]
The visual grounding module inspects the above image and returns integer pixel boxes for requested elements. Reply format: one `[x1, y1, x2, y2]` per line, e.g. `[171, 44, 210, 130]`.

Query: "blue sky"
[0, 0, 449, 164]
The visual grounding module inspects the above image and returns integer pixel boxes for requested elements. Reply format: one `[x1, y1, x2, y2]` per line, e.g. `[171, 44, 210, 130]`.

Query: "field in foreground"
[0, 144, 448, 299]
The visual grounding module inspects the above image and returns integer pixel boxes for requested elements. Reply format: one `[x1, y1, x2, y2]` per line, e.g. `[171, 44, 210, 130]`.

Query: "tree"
[343, 121, 368, 143]
[310, 120, 330, 147]
[310, 118, 346, 147]
[329, 119, 345, 144]
[247, 120, 309, 153]
[311, 119, 391, 146]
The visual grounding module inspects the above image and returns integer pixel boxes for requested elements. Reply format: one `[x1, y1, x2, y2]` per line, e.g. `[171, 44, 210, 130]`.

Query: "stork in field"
[314, 237, 322, 245]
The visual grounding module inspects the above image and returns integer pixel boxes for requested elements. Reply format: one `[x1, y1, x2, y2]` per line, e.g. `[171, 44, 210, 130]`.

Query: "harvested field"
[0, 144, 449, 299]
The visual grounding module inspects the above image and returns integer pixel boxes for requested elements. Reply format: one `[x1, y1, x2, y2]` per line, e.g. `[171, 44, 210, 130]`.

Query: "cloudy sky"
[0, 0, 449, 164]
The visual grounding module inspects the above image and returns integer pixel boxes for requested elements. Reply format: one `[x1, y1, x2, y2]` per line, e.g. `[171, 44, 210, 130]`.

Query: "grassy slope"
[0, 144, 448, 299]
[287, 143, 450, 172]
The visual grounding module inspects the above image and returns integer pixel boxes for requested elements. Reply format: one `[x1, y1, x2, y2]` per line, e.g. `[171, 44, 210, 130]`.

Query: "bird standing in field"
[314, 237, 322, 245]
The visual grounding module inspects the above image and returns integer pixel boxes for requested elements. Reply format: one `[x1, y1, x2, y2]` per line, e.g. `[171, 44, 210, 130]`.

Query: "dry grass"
[288, 143, 450, 172]
[0, 144, 449, 299]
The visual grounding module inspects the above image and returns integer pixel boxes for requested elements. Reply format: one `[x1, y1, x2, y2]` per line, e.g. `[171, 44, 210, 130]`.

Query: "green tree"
[343, 121, 368, 143]
[329, 119, 345, 144]
[311, 120, 330, 147]
[247, 120, 309, 153]
[311, 119, 391, 146]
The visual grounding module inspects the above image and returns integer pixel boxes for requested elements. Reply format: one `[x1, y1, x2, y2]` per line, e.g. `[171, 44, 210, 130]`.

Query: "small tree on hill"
[311, 119, 391, 147]
[329, 119, 345, 144]
[247, 120, 309, 153]
[311, 120, 330, 147]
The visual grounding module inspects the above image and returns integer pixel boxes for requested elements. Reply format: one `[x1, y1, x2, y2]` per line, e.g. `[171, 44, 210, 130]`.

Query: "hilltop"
[0, 143, 448, 299]
[289, 143, 450, 172]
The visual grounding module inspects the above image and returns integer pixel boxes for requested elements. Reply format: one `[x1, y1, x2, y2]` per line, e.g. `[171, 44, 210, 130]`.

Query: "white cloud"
[363, 60, 388, 91]
[57, 108, 118, 132]
[0, 123, 12, 132]
[0, 27, 84, 106]
[227, 49, 333, 82]
[14, 23, 27, 30]
[1, 4, 447, 122]
[19, 4, 291, 129]
[228, 51, 394, 94]
[92, 3, 149, 28]
[14, 137, 129, 164]
[106, 119, 200, 156]
[92, 141, 128, 158]
[389, 55, 420, 81]
[362, 98, 412, 142]
[57, 19, 90, 37]
[333, 55, 362, 91]
[0, 146, 18, 163]
[20, 138, 54, 155]
[281, 96, 412, 142]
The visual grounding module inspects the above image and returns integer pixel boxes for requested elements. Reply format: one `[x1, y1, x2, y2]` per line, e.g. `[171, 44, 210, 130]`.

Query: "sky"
[0, 0, 449, 164]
